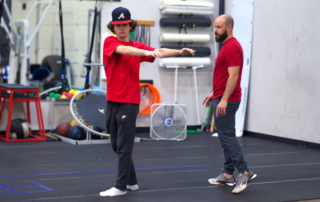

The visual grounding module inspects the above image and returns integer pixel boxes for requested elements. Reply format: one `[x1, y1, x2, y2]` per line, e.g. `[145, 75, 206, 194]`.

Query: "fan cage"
[150, 103, 187, 141]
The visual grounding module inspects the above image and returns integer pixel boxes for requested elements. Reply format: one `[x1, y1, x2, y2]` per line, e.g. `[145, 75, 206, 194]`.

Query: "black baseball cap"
[112, 7, 132, 25]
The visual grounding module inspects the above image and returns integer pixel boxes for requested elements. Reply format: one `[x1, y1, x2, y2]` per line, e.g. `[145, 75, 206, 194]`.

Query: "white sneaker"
[127, 184, 139, 191]
[99, 187, 127, 197]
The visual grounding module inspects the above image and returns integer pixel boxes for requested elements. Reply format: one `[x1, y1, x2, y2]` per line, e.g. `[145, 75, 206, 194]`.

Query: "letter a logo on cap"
[118, 13, 125, 19]
[111, 7, 131, 25]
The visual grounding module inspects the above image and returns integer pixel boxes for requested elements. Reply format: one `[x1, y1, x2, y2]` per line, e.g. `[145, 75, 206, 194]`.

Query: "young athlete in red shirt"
[100, 7, 195, 197]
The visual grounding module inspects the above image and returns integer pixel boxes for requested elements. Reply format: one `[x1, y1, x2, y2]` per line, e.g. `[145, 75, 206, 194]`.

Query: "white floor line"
[135, 156, 209, 161]
[247, 152, 301, 156]
[22, 186, 218, 201]
[0, 152, 308, 169]
[239, 143, 266, 146]
[32, 169, 210, 182]
[1, 156, 209, 168]
[250, 162, 320, 168]
[22, 176, 320, 201]
[252, 177, 320, 185]
[20, 161, 320, 183]
[134, 145, 208, 150]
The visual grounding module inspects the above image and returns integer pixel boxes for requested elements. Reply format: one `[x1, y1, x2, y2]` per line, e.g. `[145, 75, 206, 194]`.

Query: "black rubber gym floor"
[1, 132, 320, 202]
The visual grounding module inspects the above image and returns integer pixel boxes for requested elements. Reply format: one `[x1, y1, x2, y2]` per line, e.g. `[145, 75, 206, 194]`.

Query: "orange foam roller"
[139, 83, 161, 115]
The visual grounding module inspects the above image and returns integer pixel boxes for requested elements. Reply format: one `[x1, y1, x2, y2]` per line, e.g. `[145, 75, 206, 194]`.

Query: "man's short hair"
[225, 16, 234, 29]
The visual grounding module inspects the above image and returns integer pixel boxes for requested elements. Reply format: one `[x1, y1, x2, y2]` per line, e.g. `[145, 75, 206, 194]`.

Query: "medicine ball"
[10, 119, 31, 139]
[68, 125, 86, 140]
[70, 120, 78, 127]
[56, 122, 71, 137]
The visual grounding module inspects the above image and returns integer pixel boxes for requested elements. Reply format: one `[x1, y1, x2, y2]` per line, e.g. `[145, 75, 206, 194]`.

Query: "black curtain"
[0, 0, 11, 66]
[218, 0, 225, 51]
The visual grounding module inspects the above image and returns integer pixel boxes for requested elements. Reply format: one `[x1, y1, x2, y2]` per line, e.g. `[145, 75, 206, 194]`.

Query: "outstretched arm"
[154, 48, 196, 58]
[115, 45, 163, 58]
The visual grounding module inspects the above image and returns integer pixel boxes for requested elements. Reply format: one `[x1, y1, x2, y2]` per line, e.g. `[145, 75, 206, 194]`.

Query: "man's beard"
[215, 29, 228, 42]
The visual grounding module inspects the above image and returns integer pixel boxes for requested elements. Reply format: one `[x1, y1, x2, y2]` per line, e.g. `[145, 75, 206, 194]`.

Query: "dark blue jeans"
[212, 97, 248, 174]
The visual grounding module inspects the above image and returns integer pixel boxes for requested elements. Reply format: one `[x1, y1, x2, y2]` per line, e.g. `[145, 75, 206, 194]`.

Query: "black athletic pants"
[212, 97, 248, 174]
[105, 101, 139, 191]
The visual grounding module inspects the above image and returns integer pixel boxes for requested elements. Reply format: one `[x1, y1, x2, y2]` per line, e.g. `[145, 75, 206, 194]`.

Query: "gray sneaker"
[232, 170, 257, 194]
[208, 173, 236, 187]
[249, 170, 257, 181]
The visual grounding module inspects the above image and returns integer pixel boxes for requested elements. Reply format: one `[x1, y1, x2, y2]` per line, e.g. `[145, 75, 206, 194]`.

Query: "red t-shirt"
[103, 36, 155, 105]
[213, 37, 243, 102]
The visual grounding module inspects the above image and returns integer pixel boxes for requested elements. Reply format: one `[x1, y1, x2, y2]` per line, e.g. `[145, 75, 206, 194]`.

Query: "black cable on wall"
[0, 0, 11, 67]
[219, 0, 225, 51]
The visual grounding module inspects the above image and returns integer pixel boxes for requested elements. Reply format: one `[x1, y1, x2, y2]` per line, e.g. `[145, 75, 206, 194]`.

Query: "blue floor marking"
[0, 181, 53, 195]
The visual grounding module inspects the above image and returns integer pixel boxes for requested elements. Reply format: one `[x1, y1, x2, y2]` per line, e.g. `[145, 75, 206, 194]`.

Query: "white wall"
[245, 0, 320, 143]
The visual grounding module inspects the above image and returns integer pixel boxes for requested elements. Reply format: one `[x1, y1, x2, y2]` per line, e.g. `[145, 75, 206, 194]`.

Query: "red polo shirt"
[213, 37, 243, 102]
[103, 36, 155, 105]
